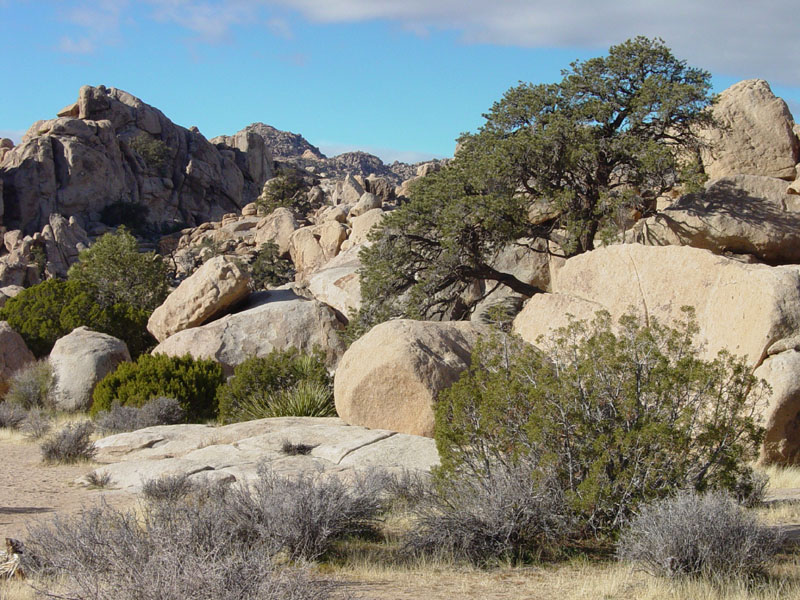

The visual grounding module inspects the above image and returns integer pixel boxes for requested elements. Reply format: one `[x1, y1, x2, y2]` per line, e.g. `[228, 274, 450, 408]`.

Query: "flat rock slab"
[80, 417, 439, 493]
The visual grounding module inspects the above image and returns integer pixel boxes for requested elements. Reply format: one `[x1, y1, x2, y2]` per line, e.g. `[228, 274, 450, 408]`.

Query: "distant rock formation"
[0, 85, 273, 236]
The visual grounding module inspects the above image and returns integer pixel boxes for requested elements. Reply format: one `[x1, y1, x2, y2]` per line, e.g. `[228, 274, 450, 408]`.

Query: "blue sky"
[2, 1, 800, 163]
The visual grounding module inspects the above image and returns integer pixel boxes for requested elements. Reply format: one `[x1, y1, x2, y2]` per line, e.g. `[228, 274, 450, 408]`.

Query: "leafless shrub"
[136, 396, 185, 428]
[0, 402, 27, 429]
[281, 439, 315, 456]
[85, 470, 113, 488]
[23, 497, 337, 599]
[142, 473, 194, 504]
[40, 421, 96, 464]
[226, 465, 384, 561]
[733, 469, 770, 508]
[22, 408, 51, 440]
[617, 490, 782, 579]
[405, 459, 572, 565]
[381, 469, 432, 509]
[4, 360, 53, 410]
[95, 397, 186, 435]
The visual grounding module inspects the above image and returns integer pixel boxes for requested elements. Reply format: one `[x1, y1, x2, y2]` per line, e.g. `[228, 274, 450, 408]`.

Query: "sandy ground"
[0, 440, 135, 540]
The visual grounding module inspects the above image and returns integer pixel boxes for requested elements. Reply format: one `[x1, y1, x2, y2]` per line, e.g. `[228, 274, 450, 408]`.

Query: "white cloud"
[145, 0, 264, 43]
[57, 35, 95, 54]
[263, 0, 800, 87]
[318, 142, 445, 164]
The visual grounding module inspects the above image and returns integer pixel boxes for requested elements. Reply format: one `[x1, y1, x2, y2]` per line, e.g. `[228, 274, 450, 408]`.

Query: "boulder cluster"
[3, 79, 800, 465]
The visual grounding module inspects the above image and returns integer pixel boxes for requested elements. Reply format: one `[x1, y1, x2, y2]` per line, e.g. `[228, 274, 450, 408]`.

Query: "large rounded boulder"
[0, 321, 34, 395]
[147, 255, 250, 342]
[334, 320, 486, 437]
[49, 327, 131, 411]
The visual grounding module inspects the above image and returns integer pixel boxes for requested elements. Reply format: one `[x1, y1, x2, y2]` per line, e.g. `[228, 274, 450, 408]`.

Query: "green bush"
[248, 242, 294, 290]
[256, 171, 311, 216]
[216, 350, 331, 424]
[435, 309, 765, 539]
[68, 227, 169, 312]
[91, 354, 225, 422]
[0, 279, 155, 358]
[129, 133, 172, 173]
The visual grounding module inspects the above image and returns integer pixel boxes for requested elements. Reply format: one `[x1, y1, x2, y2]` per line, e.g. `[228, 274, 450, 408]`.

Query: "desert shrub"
[22, 409, 52, 440]
[4, 360, 53, 410]
[23, 498, 332, 600]
[94, 403, 140, 434]
[216, 350, 332, 424]
[617, 490, 782, 579]
[96, 396, 188, 434]
[85, 470, 113, 488]
[256, 170, 310, 216]
[0, 401, 27, 429]
[248, 242, 294, 290]
[141, 473, 195, 505]
[40, 421, 96, 464]
[0, 279, 155, 358]
[406, 458, 571, 565]
[68, 227, 170, 313]
[226, 465, 383, 561]
[92, 354, 225, 422]
[435, 309, 766, 538]
[129, 133, 172, 173]
[281, 439, 315, 456]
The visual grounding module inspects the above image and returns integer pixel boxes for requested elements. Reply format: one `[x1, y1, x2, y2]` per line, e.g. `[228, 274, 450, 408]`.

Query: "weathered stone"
[147, 256, 251, 342]
[334, 320, 486, 436]
[343, 208, 384, 249]
[289, 222, 348, 278]
[307, 245, 363, 318]
[700, 79, 799, 180]
[349, 192, 382, 218]
[624, 175, 800, 264]
[0, 321, 34, 395]
[152, 288, 345, 371]
[254, 207, 298, 256]
[754, 351, 800, 463]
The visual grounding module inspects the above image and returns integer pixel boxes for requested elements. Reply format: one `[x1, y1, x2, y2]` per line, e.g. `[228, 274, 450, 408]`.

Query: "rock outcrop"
[0, 85, 273, 236]
[624, 175, 800, 264]
[49, 327, 131, 412]
[334, 320, 485, 437]
[81, 417, 440, 493]
[147, 255, 251, 342]
[152, 288, 345, 372]
[512, 244, 800, 462]
[306, 245, 363, 318]
[700, 79, 799, 181]
[0, 321, 34, 395]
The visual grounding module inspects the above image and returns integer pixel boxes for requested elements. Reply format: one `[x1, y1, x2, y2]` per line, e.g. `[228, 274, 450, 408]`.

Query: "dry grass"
[332, 554, 800, 600]
[0, 413, 88, 444]
[0, 579, 36, 600]
[761, 465, 800, 491]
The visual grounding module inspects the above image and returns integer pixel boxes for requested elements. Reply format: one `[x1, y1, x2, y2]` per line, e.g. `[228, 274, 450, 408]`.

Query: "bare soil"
[0, 440, 135, 540]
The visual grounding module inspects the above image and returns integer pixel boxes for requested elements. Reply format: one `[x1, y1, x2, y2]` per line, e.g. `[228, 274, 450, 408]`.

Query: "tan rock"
[289, 222, 347, 278]
[307, 245, 363, 318]
[147, 255, 251, 342]
[152, 288, 346, 372]
[700, 79, 799, 180]
[254, 207, 297, 256]
[241, 202, 258, 217]
[624, 175, 800, 264]
[0, 321, 34, 395]
[334, 320, 486, 436]
[49, 327, 131, 412]
[512, 244, 800, 463]
[346, 209, 384, 247]
[349, 192, 382, 218]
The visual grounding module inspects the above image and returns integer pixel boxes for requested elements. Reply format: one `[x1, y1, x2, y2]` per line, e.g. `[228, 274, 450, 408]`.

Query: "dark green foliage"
[100, 200, 149, 234]
[216, 349, 331, 424]
[91, 354, 225, 422]
[435, 310, 765, 538]
[248, 242, 295, 290]
[357, 37, 714, 325]
[256, 170, 311, 216]
[0, 279, 155, 358]
[68, 227, 170, 312]
[129, 133, 172, 173]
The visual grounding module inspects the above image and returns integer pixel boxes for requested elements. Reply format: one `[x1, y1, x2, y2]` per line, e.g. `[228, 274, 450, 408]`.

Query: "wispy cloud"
[56, 0, 128, 54]
[145, 0, 265, 43]
[58, 36, 95, 54]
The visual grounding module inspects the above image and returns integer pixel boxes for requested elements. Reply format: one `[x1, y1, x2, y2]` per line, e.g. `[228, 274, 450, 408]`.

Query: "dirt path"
[0, 440, 135, 540]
